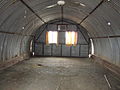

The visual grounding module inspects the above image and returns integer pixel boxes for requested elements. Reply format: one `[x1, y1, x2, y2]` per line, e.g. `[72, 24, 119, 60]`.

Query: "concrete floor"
[0, 57, 120, 90]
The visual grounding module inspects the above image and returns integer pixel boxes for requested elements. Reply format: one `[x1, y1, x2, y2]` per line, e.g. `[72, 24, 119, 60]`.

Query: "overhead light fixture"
[75, 2, 86, 7]
[46, 4, 57, 9]
[24, 16, 26, 18]
[107, 22, 111, 26]
[25, 10, 27, 14]
[57, 0, 65, 6]
[80, 3, 86, 7]
[22, 27, 25, 29]
[108, 0, 110, 1]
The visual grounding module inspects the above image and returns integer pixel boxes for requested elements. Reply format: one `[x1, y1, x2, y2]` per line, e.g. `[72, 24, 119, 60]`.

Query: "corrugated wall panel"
[62, 45, 70, 56]
[52, 45, 61, 56]
[44, 45, 52, 56]
[71, 45, 79, 57]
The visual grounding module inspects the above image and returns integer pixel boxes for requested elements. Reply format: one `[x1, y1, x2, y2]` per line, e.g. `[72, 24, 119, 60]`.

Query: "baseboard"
[33, 55, 88, 58]
[91, 55, 120, 77]
[0, 53, 30, 70]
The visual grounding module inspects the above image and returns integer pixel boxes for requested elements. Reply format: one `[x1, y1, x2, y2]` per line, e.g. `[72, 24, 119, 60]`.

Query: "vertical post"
[61, 44, 62, 56]
[79, 44, 81, 57]
[88, 38, 90, 57]
[33, 36, 36, 56]
[70, 46, 72, 57]
[51, 44, 53, 56]
[42, 43, 44, 56]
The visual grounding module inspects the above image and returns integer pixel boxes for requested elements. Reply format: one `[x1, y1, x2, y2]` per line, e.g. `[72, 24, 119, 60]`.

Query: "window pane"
[66, 31, 77, 45]
[46, 31, 58, 44]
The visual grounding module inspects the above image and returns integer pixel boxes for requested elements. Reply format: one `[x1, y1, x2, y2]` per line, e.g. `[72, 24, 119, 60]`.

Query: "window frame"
[65, 31, 78, 46]
[46, 31, 58, 45]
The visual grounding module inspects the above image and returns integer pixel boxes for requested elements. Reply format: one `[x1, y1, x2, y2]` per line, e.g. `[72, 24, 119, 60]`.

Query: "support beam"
[20, 0, 46, 24]
[91, 35, 120, 39]
[36, 24, 48, 41]
[61, 6, 64, 24]
[0, 31, 34, 37]
[79, 0, 105, 24]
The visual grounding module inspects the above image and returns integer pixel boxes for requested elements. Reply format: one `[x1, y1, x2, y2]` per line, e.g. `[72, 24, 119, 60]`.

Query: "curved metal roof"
[0, 0, 120, 67]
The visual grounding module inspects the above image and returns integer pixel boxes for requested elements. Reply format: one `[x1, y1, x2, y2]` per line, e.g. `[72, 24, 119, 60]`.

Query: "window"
[46, 31, 58, 44]
[57, 24, 67, 31]
[65, 31, 78, 45]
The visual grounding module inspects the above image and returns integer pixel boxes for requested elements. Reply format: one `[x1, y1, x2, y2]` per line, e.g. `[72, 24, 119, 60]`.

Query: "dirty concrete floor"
[0, 57, 120, 90]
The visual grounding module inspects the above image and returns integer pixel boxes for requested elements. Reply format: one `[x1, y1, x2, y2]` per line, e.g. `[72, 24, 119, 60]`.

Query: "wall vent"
[57, 24, 67, 31]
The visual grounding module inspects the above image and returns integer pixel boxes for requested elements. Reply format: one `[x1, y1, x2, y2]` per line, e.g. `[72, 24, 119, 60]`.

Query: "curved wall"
[0, 0, 120, 68]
